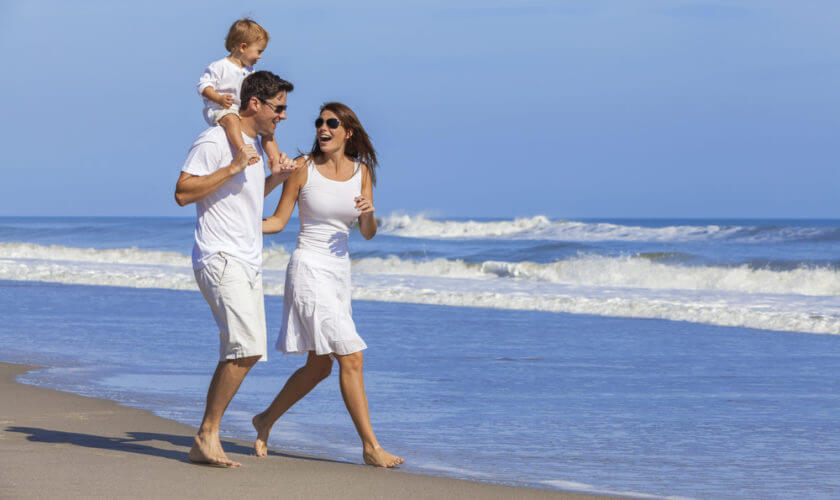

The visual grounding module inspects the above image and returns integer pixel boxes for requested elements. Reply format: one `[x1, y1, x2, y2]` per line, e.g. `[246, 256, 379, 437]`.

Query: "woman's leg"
[252, 351, 333, 457]
[335, 351, 404, 467]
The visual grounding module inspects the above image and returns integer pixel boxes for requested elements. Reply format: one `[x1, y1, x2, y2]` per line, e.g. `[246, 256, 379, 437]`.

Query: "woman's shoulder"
[289, 157, 310, 186]
[294, 155, 310, 168]
[358, 161, 372, 180]
[354, 160, 370, 175]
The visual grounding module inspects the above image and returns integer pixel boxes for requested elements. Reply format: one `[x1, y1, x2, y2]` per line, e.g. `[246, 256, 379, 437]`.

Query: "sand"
[0, 362, 614, 499]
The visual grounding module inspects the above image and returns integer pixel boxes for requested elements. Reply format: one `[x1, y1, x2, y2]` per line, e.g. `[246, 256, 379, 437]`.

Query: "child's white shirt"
[197, 57, 255, 126]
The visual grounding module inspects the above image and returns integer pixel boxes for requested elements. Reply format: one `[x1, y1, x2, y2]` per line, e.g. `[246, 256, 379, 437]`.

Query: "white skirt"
[276, 248, 367, 355]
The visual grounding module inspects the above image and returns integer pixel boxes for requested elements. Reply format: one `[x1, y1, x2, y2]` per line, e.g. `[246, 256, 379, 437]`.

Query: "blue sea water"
[1, 216, 840, 498]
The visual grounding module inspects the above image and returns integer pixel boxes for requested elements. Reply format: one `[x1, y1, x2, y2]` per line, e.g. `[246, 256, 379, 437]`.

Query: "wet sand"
[0, 362, 614, 499]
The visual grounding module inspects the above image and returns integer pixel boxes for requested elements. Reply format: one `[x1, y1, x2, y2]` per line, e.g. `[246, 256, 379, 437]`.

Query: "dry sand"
[0, 362, 615, 499]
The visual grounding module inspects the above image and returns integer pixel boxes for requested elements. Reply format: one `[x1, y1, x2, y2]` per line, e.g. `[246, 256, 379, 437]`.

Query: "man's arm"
[174, 145, 258, 206]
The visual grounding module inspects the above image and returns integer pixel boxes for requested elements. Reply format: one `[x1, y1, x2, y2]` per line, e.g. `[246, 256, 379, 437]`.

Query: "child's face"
[241, 40, 267, 67]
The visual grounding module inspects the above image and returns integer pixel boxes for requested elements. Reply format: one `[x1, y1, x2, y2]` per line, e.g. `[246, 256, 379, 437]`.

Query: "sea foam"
[3, 245, 840, 335]
[5, 243, 840, 296]
[379, 214, 836, 243]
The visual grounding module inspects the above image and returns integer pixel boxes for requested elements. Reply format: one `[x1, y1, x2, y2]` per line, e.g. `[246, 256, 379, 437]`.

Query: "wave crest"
[3, 243, 839, 296]
[378, 214, 836, 243]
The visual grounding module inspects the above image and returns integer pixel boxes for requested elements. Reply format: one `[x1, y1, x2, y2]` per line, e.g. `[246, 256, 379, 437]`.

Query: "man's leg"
[189, 355, 260, 467]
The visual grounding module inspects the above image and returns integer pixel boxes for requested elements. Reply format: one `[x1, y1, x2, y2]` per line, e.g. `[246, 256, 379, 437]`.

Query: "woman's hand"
[354, 195, 374, 214]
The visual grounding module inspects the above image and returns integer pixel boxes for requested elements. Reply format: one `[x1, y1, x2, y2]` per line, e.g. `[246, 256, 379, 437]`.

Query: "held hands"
[269, 153, 298, 179]
[219, 94, 235, 109]
[354, 195, 374, 214]
[232, 145, 260, 173]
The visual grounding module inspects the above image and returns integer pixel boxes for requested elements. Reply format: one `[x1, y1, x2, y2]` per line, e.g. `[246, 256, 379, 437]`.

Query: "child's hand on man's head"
[220, 94, 235, 109]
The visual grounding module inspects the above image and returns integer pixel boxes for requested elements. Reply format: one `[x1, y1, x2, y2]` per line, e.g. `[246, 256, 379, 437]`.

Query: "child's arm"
[201, 87, 235, 109]
[197, 64, 234, 108]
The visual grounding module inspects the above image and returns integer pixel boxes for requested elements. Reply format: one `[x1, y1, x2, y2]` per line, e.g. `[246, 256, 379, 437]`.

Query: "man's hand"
[354, 195, 374, 214]
[232, 145, 259, 174]
[218, 94, 235, 109]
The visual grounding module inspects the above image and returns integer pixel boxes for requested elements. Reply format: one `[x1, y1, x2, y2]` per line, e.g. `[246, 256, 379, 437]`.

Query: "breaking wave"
[378, 214, 837, 243]
[3, 243, 840, 296]
[3, 242, 840, 334]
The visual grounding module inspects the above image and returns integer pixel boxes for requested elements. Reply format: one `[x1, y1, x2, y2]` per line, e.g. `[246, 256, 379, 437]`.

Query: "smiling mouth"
[318, 134, 332, 144]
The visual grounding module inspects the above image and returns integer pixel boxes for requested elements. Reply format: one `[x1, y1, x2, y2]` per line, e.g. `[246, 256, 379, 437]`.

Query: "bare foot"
[252, 413, 272, 458]
[189, 432, 241, 467]
[363, 446, 405, 468]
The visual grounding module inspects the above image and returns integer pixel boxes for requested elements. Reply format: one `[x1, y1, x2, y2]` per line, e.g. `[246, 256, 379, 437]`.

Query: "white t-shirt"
[197, 57, 255, 126]
[181, 127, 265, 271]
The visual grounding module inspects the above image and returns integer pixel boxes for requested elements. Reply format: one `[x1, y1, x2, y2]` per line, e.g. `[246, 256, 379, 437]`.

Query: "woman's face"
[316, 110, 350, 154]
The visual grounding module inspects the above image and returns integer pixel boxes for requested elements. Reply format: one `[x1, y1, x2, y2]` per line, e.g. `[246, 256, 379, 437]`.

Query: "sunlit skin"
[253, 110, 402, 468]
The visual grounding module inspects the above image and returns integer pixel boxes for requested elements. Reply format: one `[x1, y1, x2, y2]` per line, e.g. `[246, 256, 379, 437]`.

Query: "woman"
[252, 102, 404, 468]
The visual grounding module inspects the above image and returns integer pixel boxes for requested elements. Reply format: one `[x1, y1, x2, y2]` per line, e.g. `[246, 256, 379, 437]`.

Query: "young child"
[197, 18, 282, 167]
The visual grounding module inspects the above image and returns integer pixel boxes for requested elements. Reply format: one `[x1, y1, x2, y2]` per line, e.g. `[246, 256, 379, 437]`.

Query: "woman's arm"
[355, 164, 377, 240]
[263, 160, 307, 234]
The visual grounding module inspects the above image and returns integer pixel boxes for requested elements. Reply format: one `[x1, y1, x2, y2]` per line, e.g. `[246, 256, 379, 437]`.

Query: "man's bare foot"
[363, 446, 405, 468]
[189, 432, 241, 467]
[252, 413, 272, 457]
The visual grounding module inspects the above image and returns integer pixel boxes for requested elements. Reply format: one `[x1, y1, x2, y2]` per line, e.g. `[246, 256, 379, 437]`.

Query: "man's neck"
[239, 118, 258, 140]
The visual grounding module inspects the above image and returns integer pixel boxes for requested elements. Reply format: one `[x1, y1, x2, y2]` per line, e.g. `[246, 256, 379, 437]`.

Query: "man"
[174, 71, 295, 467]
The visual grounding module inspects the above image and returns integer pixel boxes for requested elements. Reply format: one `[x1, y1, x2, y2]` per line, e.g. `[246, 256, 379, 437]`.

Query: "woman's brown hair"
[308, 102, 379, 186]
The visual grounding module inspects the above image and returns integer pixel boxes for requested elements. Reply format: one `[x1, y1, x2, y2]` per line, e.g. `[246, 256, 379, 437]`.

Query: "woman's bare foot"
[363, 446, 405, 468]
[189, 432, 240, 467]
[252, 413, 272, 457]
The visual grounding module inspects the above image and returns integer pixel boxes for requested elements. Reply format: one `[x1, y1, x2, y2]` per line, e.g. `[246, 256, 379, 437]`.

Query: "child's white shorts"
[202, 104, 241, 127]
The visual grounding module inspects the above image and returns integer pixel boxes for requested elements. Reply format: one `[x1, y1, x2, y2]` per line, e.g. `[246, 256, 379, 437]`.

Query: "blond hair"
[224, 18, 269, 52]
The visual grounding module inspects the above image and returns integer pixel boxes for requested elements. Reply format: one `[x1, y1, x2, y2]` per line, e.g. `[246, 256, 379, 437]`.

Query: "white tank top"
[296, 157, 363, 258]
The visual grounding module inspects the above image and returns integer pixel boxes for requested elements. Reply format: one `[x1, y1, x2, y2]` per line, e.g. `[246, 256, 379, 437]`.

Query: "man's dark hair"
[240, 71, 294, 112]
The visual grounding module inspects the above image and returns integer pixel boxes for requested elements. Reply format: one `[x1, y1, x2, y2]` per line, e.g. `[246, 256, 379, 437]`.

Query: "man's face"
[255, 91, 287, 136]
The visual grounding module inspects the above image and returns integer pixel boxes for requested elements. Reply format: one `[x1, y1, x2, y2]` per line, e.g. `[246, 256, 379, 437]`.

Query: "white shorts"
[194, 252, 267, 362]
[202, 103, 241, 127]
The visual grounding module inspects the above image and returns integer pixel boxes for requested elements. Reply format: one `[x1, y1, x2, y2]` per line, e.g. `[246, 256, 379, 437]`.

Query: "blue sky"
[1, 1, 837, 218]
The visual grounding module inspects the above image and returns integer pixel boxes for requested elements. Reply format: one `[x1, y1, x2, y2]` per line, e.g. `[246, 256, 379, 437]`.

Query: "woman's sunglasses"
[315, 117, 340, 129]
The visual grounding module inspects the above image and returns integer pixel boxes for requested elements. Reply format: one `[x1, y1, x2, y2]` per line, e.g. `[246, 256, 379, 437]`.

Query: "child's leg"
[219, 115, 258, 164]
[261, 134, 282, 168]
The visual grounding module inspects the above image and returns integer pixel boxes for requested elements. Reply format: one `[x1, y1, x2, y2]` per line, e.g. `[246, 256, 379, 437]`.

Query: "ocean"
[1, 215, 839, 498]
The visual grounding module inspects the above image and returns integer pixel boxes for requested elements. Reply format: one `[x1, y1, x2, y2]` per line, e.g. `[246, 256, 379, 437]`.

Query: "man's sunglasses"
[315, 117, 340, 129]
[259, 99, 286, 114]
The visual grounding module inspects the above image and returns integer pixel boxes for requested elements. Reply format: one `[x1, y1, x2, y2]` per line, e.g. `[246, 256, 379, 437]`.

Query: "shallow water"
[3, 280, 840, 498]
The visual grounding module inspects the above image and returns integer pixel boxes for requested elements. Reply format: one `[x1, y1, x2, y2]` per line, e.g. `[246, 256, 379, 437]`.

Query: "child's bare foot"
[252, 413, 271, 457]
[363, 446, 404, 468]
[189, 432, 240, 467]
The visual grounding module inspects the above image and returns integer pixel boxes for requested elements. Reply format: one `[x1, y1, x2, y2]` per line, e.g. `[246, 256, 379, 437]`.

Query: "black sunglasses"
[315, 117, 340, 129]
[259, 98, 286, 114]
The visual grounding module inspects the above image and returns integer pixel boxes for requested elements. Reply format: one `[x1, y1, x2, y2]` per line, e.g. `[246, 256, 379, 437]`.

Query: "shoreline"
[0, 361, 614, 499]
